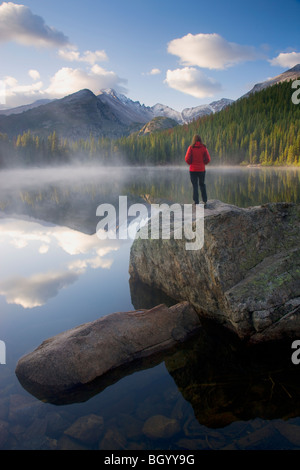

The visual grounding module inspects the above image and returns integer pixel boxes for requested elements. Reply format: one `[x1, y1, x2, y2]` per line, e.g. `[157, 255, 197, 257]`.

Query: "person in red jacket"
[185, 134, 211, 207]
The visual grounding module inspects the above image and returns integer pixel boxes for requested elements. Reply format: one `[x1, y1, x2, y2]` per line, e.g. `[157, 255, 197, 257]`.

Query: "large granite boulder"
[15, 302, 200, 401]
[129, 200, 300, 343]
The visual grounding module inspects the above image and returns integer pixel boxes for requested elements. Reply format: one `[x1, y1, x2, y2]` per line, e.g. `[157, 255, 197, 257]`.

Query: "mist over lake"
[0, 165, 299, 450]
[1, 164, 300, 206]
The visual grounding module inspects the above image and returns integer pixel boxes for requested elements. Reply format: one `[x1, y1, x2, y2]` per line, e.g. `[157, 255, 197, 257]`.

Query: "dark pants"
[190, 171, 207, 204]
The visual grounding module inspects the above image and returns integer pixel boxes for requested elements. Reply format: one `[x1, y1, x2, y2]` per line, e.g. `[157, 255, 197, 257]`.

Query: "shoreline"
[0, 163, 300, 172]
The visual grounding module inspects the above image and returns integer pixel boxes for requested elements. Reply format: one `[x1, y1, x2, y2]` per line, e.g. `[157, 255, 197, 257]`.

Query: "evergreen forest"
[0, 80, 299, 168]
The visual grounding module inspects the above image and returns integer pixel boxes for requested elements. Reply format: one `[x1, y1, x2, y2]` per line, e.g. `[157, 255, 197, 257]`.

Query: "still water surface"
[0, 165, 299, 450]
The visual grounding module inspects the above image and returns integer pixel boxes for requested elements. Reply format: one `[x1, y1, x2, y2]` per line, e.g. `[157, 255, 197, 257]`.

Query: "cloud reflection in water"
[0, 217, 120, 308]
[0, 270, 80, 308]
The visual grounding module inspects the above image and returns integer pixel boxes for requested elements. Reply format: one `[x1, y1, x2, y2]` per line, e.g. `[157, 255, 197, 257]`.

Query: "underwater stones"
[0, 420, 9, 448]
[142, 414, 180, 440]
[8, 394, 42, 424]
[64, 414, 104, 444]
[99, 428, 127, 450]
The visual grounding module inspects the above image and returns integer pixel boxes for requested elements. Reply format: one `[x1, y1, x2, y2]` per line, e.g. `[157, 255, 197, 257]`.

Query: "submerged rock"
[15, 302, 200, 401]
[64, 414, 104, 444]
[99, 427, 127, 450]
[142, 414, 180, 440]
[129, 200, 300, 342]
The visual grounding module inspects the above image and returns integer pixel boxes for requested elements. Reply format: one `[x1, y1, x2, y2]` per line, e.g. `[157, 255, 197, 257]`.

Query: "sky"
[0, 0, 300, 111]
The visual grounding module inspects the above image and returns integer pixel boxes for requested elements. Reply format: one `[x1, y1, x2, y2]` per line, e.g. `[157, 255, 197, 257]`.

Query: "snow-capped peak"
[151, 103, 183, 123]
[98, 88, 133, 105]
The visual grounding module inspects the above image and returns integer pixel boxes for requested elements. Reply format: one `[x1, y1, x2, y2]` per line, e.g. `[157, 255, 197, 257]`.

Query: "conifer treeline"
[0, 80, 299, 167]
[112, 80, 300, 166]
[0, 130, 70, 166]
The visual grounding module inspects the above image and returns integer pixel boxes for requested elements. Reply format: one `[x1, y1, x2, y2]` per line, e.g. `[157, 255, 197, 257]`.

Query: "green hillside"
[0, 79, 299, 167]
[110, 79, 300, 166]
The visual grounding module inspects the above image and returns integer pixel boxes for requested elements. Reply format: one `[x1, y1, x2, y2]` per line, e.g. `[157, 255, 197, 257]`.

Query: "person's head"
[192, 135, 202, 146]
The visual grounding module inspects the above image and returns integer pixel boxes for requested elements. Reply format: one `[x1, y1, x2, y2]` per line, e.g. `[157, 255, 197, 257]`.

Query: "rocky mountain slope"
[0, 89, 147, 139]
[137, 116, 179, 135]
[242, 64, 300, 98]
[0, 99, 53, 116]
[97, 88, 154, 125]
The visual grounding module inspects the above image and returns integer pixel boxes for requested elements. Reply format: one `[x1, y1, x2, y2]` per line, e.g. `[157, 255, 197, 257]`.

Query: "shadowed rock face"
[15, 302, 201, 402]
[129, 200, 300, 343]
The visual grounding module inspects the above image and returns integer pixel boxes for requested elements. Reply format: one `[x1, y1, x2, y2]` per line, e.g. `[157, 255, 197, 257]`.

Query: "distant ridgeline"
[0, 79, 299, 167]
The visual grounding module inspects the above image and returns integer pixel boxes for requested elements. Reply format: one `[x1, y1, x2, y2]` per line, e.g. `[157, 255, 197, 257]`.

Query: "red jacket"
[185, 142, 211, 172]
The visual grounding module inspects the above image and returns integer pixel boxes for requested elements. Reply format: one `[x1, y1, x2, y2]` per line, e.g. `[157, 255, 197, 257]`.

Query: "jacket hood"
[193, 142, 205, 148]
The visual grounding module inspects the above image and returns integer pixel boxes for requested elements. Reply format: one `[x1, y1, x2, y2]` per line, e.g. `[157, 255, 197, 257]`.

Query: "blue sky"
[0, 0, 299, 111]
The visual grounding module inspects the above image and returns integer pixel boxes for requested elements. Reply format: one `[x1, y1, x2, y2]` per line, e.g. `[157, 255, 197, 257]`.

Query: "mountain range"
[0, 65, 299, 140]
[0, 88, 233, 140]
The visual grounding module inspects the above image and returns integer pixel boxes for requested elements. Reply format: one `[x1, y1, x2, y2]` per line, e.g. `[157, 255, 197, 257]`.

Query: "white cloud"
[51, 228, 119, 257]
[0, 2, 69, 47]
[149, 68, 161, 75]
[0, 270, 79, 308]
[58, 48, 108, 64]
[28, 69, 40, 81]
[4, 76, 44, 105]
[39, 244, 49, 254]
[45, 66, 127, 98]
[0, 84, 4, 106]
[164, 67, 222, 98]
[0, 218, 119, 259]
[167, 33, 257, 70]
[269, 52, 300, 68]
[142, 68, 161, 76]
[68, 255, 114, 272]
[3, 76, 17, 87]
[3, 65, 127, 106]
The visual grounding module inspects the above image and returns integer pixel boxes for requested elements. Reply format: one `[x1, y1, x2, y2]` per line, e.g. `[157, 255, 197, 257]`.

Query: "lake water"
[0, 165, 299, 450]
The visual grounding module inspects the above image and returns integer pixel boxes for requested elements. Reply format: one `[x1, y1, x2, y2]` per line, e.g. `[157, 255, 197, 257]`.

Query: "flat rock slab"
[15, 302, 200, 401]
